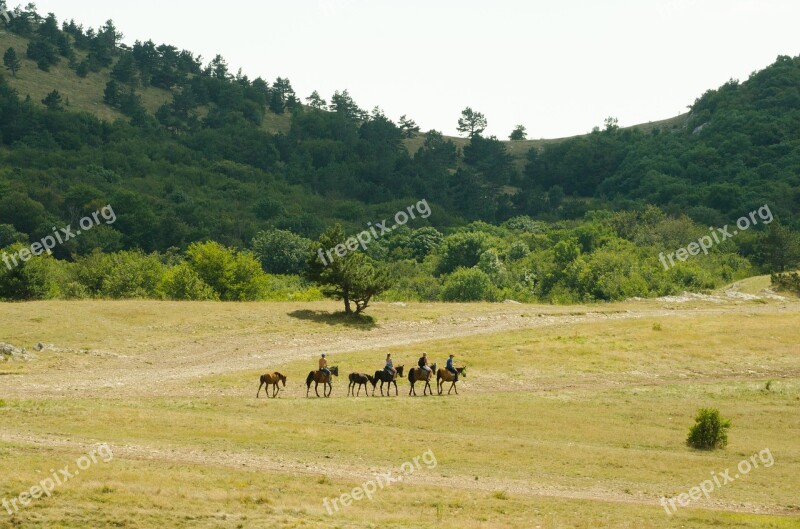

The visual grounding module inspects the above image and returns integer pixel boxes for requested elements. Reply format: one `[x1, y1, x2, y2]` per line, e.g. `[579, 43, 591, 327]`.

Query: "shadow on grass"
[288, 309, 376, 329]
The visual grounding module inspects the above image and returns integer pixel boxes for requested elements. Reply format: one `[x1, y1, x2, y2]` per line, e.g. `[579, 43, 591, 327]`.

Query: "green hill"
[0, 5, 798, 304]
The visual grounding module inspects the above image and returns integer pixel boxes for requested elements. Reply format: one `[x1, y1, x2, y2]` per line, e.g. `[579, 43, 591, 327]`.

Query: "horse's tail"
[408, 368, 415, 382]
[306, 371, 314, 387]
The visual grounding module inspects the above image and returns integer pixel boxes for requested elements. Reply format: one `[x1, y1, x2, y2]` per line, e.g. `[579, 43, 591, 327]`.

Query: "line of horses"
[256, 363, 467, 399]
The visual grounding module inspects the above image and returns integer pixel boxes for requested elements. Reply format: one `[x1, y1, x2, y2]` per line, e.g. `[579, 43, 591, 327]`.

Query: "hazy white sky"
[26, 0, 800, 138]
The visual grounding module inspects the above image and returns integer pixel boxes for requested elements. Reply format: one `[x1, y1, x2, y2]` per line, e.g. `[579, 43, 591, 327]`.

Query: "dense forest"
[0, 5, 798, 305]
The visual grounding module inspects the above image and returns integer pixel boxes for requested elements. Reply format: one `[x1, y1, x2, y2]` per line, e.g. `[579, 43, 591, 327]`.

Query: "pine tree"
[42, 90, 63, 111]
[457, 107, 487, 138]
[3, 47, 21, 77]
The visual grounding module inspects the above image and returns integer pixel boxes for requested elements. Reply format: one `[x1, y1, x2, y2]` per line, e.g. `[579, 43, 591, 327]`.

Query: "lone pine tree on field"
[307, 224, 392, 315]
[3, 47, 21, 77]
[509, 124, 527, 140]
[457, 107, 487, 138]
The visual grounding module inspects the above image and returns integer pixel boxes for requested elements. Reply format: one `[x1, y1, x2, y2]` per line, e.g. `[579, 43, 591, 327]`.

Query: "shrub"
[159, 262, 219, 301]
[771, 272, 800, 295]
[686, 408, 731, 450]
[251, 229, 312, 276]
[507, 240, 530, 261]
[440, 268, 498, 302]
[99, 251, 165, 299]
[185, 241, 268, 301]
[435, 232, 492, 275]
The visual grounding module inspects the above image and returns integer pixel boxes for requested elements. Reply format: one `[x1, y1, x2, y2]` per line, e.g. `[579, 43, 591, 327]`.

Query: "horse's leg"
[257, 381, 263, 398]
[315, 382, 321, 398]
[273, 384, 279, 398]
[393, 380, 397, 396]
[409, 381, 414, 396]
[325, 381, 331, 398]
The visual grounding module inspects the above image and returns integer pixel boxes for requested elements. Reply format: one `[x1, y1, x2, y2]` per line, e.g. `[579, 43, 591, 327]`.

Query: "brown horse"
[437, 366, 466, 395]
[407, 363, 437, 396]
[306, 366, 339, 397]
[348, 372, 375, 396]
[256, 372, 286, 398]
[371, 365, 405, 396]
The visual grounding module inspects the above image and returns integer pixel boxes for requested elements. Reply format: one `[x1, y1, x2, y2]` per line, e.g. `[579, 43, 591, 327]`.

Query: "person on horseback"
[319, 353, 330, 377]
[384, 353, 396, 378]
[418, 352, 431, 375]
[446, 353, 458, 381]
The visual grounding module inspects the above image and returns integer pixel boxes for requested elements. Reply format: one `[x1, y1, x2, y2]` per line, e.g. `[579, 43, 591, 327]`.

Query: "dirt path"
[8, 303, 796, 398]
[1, 431, 795, 517]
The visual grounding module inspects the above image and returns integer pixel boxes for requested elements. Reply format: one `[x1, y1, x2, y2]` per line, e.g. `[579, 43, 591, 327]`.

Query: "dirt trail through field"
[4, 302, 798, 398]
[1, 431, 795, 517]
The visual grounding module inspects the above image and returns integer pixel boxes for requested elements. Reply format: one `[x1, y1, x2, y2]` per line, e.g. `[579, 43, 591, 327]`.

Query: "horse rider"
[384, 353, 396, 378]
[446, 353, 458, 382]
[319, 353, 330, 377]
[418, 352, 431, 376]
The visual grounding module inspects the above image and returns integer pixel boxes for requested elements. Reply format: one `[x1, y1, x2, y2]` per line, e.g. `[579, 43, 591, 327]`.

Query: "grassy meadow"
[0, 289, 799, 528]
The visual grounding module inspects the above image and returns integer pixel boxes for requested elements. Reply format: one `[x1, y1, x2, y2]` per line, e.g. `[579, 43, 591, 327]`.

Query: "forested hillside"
[0, 5, 798, 304]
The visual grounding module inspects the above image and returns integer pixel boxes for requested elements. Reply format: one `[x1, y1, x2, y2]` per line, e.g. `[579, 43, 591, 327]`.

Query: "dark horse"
[371, 365, 404, 396]
[256, 371, 287, 398]
[306, 366, 339, 397]
[407, 363, 437, 396]
[437, 366, 466, 395]
[348, 372, 375, 396]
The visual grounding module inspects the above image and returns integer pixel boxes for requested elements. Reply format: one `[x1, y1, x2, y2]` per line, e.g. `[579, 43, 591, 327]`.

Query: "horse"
[348, 372, 375, 396]
[371, 365, 404, 396]
[437, 366, 466, 395]
[256, 372, 286, 398]
[306, 366, 339, 397]
[407, 363, 436, 396]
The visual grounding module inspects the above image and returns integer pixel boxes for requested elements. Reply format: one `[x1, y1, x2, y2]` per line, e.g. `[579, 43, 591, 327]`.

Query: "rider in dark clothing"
[446, 354, 458, 381]
[418, 352, 431, 375]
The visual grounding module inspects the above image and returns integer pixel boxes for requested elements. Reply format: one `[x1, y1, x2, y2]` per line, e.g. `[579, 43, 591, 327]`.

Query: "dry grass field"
[1, 280, 799, 528]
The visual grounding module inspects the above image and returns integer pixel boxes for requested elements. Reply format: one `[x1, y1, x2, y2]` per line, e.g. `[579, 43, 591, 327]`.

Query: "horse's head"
[430, 363, 437, 372]
[459, 366, 467, 377]
[367, 374, 376, 386]
[280, 373, 287, 386]
[396, 365, 404, 377]
[331, 366, 339, 377]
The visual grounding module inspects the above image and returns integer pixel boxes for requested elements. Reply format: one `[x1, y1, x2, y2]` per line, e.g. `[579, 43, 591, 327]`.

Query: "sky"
[24, 0, 800, 139]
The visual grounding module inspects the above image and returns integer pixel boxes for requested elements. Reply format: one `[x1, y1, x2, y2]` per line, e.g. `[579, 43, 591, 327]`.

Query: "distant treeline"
[2, 208, 796, 303]
[0, 6, 798, 303]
